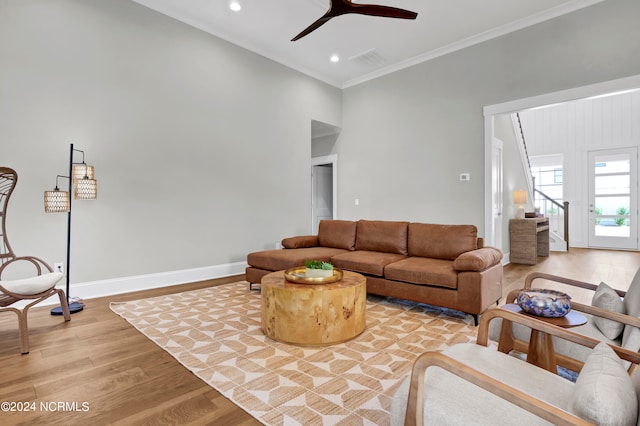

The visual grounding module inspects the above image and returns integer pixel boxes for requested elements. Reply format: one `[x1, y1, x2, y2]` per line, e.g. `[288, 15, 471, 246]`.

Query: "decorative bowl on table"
[284, 266, 343, 284]
[516, 288, 572, 318]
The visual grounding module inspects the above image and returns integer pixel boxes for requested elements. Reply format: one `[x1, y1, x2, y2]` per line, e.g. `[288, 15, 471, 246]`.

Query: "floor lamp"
[44, 143, 97, 315]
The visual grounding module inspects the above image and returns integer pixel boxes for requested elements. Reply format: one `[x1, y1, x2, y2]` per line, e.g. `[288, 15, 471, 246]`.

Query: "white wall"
[312, 134, 339, 158]
[339, 0, 640, 232]
[0, 0, 341, 286]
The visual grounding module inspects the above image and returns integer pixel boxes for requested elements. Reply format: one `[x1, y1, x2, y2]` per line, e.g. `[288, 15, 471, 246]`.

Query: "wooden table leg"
[497, 319, 515, 354]
[526, 330, 557, 373]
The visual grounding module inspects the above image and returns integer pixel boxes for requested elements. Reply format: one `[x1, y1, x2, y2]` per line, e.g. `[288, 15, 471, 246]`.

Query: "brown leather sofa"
[246, 220, 504, 325]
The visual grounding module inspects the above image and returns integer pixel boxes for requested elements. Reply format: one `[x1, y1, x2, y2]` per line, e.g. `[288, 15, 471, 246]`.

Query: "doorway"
[311, 120, 340, 234]
[311, 155, 337, 233]
[491, 138, 503, 251]
[484, 74, 640, 250]
[588, 147, 638, 249]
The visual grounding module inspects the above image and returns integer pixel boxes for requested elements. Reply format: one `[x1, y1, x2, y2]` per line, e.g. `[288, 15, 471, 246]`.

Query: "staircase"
[513, 113, 569, 252]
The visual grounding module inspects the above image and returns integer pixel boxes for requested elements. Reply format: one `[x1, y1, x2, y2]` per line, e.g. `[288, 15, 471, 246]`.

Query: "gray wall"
[0, 0, 341, 283]
[338, 0, 640, 232]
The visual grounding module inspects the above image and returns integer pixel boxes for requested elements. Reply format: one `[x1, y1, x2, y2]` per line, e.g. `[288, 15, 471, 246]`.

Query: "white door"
[588, 147, 638, 249]
[312, 164, 333, 233]
[491, 138, 504, 250]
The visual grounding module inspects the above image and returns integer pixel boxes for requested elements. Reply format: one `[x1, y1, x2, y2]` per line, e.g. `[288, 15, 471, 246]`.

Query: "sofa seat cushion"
[318, 220, 357, 250]
[331, 250, 407, 277]
[408, 223, 477, 260]
[247, 247, 348, 272]
[390, 343, 573, 425]
[355, 220, 409, 255]
[384, 257, 458, 289]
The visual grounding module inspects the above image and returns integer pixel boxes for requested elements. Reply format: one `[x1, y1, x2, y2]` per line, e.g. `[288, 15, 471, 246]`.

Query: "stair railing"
[515, 113, 570, 251]
[532, 181, 570, 251]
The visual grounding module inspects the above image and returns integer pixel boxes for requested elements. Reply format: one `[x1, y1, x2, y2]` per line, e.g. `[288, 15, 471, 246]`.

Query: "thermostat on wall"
[460, 173, 470, 182]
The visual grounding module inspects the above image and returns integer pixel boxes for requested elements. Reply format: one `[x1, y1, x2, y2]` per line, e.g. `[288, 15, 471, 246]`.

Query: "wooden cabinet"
[509, 217, 550, 265]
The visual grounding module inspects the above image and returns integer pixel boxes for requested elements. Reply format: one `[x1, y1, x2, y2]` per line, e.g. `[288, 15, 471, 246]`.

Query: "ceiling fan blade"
[351, 4, 417, 20]
[291, 16, 333, 41]
[291, 1, 418, 41]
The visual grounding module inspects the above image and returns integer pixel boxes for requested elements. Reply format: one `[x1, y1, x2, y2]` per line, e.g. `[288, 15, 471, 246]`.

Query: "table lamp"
[514, 190, 527, 219]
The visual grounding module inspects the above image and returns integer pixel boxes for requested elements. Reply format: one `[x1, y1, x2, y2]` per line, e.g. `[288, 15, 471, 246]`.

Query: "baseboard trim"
[14, 262, 248, 309]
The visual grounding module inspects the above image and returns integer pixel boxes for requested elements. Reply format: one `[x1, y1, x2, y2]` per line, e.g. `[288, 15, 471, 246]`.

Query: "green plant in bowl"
[304, 260, 334, 277]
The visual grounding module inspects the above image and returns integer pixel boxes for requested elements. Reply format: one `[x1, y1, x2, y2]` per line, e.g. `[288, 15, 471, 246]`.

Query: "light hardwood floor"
[1, 248, 639, 425]
[502, 247, 640, 305]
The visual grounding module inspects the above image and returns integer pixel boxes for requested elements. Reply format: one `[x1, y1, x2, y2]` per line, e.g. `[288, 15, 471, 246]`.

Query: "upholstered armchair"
[489, 270, 640, 372]
[391, 308, 640, 425]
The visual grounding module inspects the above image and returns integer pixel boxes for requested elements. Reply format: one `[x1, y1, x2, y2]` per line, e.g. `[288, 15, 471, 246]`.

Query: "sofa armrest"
[452, 247, 503, 272]
[281, 235, 319, 249]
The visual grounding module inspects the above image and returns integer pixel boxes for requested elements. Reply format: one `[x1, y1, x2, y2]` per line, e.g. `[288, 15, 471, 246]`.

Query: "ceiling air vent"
[348, 48, 387, 67]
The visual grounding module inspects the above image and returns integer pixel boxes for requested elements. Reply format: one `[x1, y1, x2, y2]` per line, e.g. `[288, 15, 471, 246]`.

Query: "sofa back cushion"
[408, 223, 478, 260]
[318, 220, 357, 250]
[355, 220, 409, 255]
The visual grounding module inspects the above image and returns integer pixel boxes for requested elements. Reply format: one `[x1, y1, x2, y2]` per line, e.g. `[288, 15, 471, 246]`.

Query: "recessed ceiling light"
[229, 1, 241, 12]
[330, 54, 340, 63]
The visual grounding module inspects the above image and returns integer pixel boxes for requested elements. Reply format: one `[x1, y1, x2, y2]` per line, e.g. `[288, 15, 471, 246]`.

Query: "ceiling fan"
[291, 0, 418, 41]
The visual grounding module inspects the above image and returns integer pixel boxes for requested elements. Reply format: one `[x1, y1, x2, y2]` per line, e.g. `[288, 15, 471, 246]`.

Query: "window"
[530, 154, 564, 216]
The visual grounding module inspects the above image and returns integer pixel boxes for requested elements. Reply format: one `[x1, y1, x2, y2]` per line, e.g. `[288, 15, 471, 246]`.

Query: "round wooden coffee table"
[261, 270, 366, 346]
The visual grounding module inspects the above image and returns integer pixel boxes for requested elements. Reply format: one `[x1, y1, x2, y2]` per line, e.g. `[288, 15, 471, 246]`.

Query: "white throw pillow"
[568, 342, 637, 426]
[623, 319, 640, 363]
[592, 281, 626, 339]
[632, 370, 640, 426]
[624, 268, 640, 318]
[622, 271, 640, 370]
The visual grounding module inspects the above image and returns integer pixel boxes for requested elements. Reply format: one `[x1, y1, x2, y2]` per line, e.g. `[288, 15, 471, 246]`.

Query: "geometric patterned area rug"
[110, 281, 477, 425]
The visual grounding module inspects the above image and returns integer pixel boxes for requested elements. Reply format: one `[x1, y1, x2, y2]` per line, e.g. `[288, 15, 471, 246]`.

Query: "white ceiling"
[130, 0, 604, 88]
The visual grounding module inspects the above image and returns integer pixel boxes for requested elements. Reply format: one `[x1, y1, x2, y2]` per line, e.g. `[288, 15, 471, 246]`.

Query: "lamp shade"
[75, 177, 97, 199]
[514, 190, 527, 205]
[44, 190, 70, 213]
[72, 163, 94, 183]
